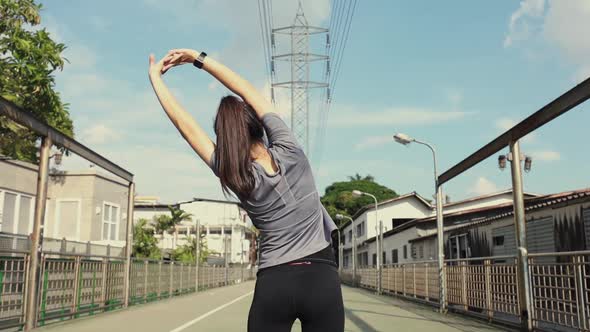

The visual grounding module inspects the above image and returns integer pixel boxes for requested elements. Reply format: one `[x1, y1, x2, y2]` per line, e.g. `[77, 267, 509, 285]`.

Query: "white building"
[341, 190, 541, 268]
[340, 192, 433, 268]
[134, 197, 253, 265]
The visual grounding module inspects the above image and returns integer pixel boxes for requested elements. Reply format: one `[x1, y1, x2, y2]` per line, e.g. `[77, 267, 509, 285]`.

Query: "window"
[419, 245, 424, 259]
[403, 245, 407, 259]
[392, 249, 399, 264]
[356, 221, 365, 237]
[102, 202, 119, 241]
[411, 244, 417, 259]
[348, 230, 352, 243]
[382, 251, 386, 264]
[448, 234, 470, 259]
[0, 190, 34, 234]
[209, 229, 222, 235]
[392, 218, 414, 229]
[493, 236, 505, 246]
[223, 228, 232, 235]
[372, 253, 377, 266]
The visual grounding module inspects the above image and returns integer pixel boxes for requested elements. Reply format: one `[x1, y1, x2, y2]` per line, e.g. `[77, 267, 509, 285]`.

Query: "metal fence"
[341, 251, 590, 332]
[0, 250, 256, 330]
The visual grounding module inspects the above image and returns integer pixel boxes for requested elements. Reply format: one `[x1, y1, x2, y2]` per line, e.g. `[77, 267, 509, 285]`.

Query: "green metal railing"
[0, 250, 256, 330]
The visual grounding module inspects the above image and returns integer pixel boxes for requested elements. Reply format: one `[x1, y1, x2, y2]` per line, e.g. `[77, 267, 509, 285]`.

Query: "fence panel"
[529, 252, 590, 332]
[0, 252, 28, 329]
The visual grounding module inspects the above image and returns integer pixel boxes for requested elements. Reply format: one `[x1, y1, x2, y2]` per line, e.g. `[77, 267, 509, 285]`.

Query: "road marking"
[168, 290, 254, 332]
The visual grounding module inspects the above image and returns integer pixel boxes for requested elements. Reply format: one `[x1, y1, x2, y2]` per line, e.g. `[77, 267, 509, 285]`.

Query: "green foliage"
[0, 0, 73, 162]
[320, 174, 398, 227]
[132, 218, 161, 259]
[171, 233, 211, 264]
[151, 206, 192, 236]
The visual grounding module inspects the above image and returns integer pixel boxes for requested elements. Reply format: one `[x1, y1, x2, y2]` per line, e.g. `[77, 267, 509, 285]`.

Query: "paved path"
[35, 281, 513, 331]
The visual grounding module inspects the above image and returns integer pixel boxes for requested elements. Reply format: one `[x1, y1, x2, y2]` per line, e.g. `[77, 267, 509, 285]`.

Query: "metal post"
[351, 217, 357, 287]
[24, 136, 51, 331]
[336, 229, 341, 273]
[509, 140, 533, 331]
[369, 196, 381, 295]
[195, 220, 200, 291]
[123, 182, 135, 308]
[378, 219, 383, 295]
[240, 225, 244, 282]
[436, 185, 446, 312]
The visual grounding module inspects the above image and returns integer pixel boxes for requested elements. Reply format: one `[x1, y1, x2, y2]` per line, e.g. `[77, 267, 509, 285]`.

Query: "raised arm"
[148, 54, 215, 166]
[164, 49, 274, 119]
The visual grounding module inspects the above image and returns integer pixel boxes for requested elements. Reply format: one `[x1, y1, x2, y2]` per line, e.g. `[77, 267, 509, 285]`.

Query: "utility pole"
[271, 1, 329, 155]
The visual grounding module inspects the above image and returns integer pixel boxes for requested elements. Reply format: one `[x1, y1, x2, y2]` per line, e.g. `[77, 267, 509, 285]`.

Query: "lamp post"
[394, 133, 446, 312]
[335, 228, 342, 273]
[336, 214, 355, 286]
[351, 190, 381, 294]
[498, 141, 533, 331]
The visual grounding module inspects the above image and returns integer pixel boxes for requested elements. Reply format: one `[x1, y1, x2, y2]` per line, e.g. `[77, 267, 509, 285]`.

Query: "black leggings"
[248, 262, 344, 332]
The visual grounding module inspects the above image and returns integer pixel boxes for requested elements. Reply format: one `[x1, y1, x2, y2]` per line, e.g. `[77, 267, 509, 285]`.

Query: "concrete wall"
[1, 158, 129, 249]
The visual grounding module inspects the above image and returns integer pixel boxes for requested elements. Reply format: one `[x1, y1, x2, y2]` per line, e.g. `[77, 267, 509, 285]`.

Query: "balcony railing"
[341, 251, 590, 332]
[0, 250, 256, 330]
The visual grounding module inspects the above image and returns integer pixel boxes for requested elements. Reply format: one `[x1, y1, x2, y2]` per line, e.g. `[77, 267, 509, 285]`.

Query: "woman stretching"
[148, 49, 344, 332]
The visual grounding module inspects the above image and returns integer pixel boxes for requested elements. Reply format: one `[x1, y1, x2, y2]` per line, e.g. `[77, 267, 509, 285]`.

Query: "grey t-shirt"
[210, 112, 337, 269]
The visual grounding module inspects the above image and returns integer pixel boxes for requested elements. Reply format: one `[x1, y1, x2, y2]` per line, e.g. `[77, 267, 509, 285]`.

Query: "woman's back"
[212, 112, 337, 269]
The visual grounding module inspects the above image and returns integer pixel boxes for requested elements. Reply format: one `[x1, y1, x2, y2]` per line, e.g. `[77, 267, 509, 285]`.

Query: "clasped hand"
[148, 49, 200, 78]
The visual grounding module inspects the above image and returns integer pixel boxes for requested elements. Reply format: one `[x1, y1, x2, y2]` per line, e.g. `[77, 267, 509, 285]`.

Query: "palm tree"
[152, 206, 193, 240]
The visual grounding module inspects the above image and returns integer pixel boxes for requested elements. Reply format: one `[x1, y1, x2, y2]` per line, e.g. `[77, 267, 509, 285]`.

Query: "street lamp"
[393, 132, 446, 313]
[351, 190, 382, 294]
[498, 151, 533, 173]
[335, 213, 354, 284]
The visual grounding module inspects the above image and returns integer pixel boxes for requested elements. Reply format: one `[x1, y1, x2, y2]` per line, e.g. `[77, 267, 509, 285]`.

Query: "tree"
[132, 218, 161, 259]
[321, 174, 398, 227]
[151, 206, 192, 239]
[0, 0, 74, 162]
[171, 231, 211, 264]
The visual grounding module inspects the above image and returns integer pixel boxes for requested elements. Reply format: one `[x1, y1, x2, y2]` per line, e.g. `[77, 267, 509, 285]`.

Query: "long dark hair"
[214, 95, 264, 199]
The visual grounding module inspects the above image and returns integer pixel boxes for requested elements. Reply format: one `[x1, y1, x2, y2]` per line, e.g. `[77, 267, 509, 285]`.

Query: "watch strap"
[193, 52, 207, 69]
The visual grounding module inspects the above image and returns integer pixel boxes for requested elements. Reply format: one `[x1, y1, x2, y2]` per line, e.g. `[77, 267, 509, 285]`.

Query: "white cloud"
[530, 150, 560, 161]
[504, 0, 546, 47]
[330, 107, 470, 128]
[469, 177, 499, 196]
[504, 1, 590, 82]
[353, 135, 392, 150]
[82, 124, 121, 145]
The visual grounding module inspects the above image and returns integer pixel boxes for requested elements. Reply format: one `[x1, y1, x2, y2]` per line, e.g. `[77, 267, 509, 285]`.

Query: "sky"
[38, 0, 590, 204]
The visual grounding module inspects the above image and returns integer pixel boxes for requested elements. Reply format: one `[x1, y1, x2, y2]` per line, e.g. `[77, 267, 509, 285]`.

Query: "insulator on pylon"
[326, 34, 330, 47]
[326, 60, 330, 74]
[271, 60, 275, 75]
[271, 33, 276, 48]
[271, 88, 276, 103]
[327, 88, 331, 102]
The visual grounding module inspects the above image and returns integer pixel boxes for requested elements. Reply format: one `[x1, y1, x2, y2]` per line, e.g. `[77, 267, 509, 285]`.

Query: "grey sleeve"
[261, 113, 301, 152]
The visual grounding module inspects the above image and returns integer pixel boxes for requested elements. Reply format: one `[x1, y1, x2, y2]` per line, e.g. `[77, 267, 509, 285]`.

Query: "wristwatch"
[193, 52, 207, 69]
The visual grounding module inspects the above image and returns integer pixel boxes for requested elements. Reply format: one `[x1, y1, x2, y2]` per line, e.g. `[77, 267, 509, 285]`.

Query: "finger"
[149, 54, 155, 66]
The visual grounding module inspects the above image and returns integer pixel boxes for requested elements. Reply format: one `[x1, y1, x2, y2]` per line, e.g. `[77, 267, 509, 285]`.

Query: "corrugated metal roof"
[409, 188, 590, 242]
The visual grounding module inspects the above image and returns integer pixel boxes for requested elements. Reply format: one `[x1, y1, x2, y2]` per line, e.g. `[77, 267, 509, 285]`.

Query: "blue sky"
[39, 0, 590, 203]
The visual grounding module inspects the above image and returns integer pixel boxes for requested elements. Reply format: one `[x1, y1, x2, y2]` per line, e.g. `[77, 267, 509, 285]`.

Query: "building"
[408, 188, 590, 261]
[340, 192, 433, 268]
[1, 157, 130, 255]
[134, 197, 253, 265]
